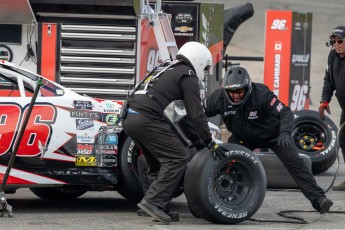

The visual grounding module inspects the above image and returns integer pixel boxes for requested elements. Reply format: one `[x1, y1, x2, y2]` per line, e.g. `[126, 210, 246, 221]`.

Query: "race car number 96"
[0, 103, 56, 156]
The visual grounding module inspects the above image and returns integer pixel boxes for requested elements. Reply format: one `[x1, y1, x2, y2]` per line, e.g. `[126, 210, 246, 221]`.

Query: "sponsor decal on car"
[77, 133, 95, 143]
[105, 114, 118, 125]
[96, 145, 117, 154]
[77, 144, 94, 155]
[76, 119, 94, 130]
[73, 100, 94, 110]
[75, 155, 97, 166]
[70, 110, 101, 119]
[105, 134, 118, 144]
[101, 101, 121, 113]
[100, 155, 117, 167]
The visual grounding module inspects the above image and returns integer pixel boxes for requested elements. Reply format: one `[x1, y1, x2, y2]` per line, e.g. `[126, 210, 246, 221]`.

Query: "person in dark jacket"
[203, 66, 333, 214]
[319, 26, 345, 191]
[122, 41, 228, 224]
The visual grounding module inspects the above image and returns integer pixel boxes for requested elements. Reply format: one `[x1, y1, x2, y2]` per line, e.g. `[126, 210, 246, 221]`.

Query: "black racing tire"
[187, 201, 201, 218]
[292, 110, 338, 175]
[117, 136, 144, 203]
[184, 144, 266, 224]
[30, 186, 87, 200]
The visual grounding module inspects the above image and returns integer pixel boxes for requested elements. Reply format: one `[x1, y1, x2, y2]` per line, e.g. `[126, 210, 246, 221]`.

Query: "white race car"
[0, 60, 144, 201]
[0, 60, 223, 203]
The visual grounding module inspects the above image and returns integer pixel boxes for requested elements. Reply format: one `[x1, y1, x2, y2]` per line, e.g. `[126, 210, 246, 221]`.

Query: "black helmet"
[223, 66, 252, 105]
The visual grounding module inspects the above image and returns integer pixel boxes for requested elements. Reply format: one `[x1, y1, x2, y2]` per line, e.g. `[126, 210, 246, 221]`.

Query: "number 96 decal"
[0, 103, 56, 156]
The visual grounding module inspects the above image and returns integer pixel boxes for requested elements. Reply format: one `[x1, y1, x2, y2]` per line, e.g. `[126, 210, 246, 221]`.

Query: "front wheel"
[117, 136, 144, 203]
[184, 144, 266, 224]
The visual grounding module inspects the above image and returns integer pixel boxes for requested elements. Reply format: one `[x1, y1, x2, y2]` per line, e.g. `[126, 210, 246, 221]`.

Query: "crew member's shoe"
[332, 181, 345, 191]
[137, 200, 171, 224]
[313, 197, 333, 214]
[152, 211, 179, 222]
[137, 208, 179, 222]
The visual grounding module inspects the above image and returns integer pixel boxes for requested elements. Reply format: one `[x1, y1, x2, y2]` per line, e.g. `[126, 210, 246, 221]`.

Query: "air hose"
[249, 122, 345, 224]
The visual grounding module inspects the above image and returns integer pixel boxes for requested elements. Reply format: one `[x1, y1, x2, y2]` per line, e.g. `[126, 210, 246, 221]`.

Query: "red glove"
[319, 101, 330, 120]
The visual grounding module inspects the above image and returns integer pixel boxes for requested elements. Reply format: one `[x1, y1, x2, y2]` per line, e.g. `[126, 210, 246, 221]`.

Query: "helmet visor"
[227, 88, 245, 95]
[225, 88, 246, 104]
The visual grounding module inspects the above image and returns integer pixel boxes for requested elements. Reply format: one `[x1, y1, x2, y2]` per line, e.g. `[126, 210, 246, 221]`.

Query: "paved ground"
[1, 160, 345, 230]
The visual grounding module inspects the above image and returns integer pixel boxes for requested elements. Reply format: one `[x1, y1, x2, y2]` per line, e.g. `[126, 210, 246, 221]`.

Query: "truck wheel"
[293, 110, 337, 175]
[184, 144, 266, 224]
[117, 136, 144, 203]
[30, 186, 87, 200]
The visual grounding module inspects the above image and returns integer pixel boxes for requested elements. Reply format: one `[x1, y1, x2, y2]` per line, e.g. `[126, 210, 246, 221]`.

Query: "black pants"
[137, 154, 184, 198]
[228, 135, 325, 206]
[340, 110, 345, 163]
[123, 113, 191, 209]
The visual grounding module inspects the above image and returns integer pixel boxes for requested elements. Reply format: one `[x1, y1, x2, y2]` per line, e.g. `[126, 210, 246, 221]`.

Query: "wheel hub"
[217, 174, 234, 192]
[298, 135, 316, 150]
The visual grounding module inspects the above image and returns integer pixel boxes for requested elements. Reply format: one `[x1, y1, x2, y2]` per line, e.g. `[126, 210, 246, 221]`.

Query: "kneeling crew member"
[203, 66, 333, 214]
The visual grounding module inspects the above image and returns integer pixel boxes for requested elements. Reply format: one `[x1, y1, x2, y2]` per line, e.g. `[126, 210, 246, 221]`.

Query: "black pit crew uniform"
[321, 49, 345, 161]
[122, 61, 212, 210]
[204, 83, 328, 211]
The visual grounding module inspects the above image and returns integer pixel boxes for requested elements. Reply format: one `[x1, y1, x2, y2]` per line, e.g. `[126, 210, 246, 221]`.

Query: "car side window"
[0, 75, 21, 97]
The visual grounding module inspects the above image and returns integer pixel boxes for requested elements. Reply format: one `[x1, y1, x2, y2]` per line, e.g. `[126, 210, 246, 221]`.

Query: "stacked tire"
[292, 110, 338, 175]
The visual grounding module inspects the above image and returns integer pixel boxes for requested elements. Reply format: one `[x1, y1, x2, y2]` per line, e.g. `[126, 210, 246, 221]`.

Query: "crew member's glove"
[192, 140, 206, 152]
[319, 101, 330, 120]
[277, 132, 292, 148]
[207, 141, 228, 160]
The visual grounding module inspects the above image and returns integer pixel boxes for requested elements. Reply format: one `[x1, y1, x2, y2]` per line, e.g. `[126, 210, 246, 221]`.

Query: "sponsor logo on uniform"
[77, 133, 94, 143]
[105, 134, 118, 144]
[77, 144, 94, 155]
[248, 111, 258, 119]
[276, 103, 283, 112]
[70, 111, 100, 119]
[270, 97, 277, 106]
[76, 119, 94, 130]
[75, 155, 97, 166]
[73, 100, 94, 110]
[224, 110, 236, 116]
